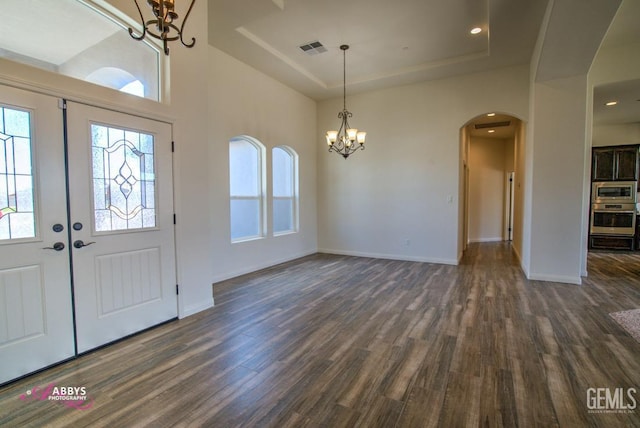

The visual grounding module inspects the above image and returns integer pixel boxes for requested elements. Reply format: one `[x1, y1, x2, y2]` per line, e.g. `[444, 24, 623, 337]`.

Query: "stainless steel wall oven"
[590, 203, 636, 236]
[589, 180, 637, 250]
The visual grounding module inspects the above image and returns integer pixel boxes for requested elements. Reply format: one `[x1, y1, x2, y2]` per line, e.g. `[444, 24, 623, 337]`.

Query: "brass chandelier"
[129, 0, 196, 55]
[325, 45, 366, 159]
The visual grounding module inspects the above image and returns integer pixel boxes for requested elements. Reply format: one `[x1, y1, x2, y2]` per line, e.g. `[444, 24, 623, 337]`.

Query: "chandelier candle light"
[326, 45, 366, 159]
[129, 0, 196, 55]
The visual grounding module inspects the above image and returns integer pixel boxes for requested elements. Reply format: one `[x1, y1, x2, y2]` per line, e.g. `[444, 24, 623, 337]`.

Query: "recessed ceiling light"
[470, 27, 482, 35]
[487, 113, 496, 117]
[488, 129, 496, 133]
[605, 101, 618, 106]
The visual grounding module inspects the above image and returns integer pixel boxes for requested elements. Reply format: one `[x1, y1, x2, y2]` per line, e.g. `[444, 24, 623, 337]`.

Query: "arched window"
[272, 146, 298, 235]
[229, 137, 265, 242]
[120, 80, 145, 97]
[85, 68, 146, 98]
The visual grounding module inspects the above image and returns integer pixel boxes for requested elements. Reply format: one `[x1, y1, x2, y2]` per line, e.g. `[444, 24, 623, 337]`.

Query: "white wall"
[592, 124, 640, 147]
[169, 3, 216, 317]
[522, 0, 621, 283]
[208, 47, 318, 283]
[317, 65, 530, 265]
[468, 138, 512, 243]
[528, 75, 589, 284]
[0, 0, 318, 317]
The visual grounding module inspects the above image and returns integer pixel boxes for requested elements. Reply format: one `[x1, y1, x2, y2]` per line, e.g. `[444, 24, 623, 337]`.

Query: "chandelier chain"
[343, 46, 347, 111]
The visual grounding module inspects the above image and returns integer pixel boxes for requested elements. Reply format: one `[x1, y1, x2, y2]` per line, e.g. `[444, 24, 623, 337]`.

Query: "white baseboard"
[317, 248, 459, 266]
[468, 237, 504, 243]
[180, 298, 214, 319]
[527, 273, 582, 285]
[210, 249, 318, 284]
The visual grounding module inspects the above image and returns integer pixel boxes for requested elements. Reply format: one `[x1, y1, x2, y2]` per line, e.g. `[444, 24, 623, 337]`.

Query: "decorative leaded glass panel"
[0, 106, 35, 240]
[91, 124, 156, 232]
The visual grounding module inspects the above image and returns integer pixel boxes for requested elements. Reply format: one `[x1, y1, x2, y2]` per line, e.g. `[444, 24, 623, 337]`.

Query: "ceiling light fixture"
[129, 0, 196, 55]
[605, 101, 618, 106]
[487, 112, 496, 117]
[470, 27, 482, 35]
[325, 45, 366, 159]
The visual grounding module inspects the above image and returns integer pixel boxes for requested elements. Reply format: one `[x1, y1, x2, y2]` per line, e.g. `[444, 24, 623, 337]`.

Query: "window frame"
[0, 0, 166, 103]
[229, 136, 266, 243]
[272, 145, 299, 236]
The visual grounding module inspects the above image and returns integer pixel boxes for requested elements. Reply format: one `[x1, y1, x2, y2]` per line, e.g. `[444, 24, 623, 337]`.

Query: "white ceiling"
[594, 79, 640, 126]
[1, 0, 637, 133]
[0, 0, 120, 66]
[208, 0, 549, 101]
[590, 0, 640, 127]
[208, 0, 640, 136]
[585, 0, 640, 129]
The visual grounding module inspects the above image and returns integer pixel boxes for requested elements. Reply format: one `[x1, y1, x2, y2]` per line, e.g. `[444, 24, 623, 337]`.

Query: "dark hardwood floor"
[1, 243, 639, 427]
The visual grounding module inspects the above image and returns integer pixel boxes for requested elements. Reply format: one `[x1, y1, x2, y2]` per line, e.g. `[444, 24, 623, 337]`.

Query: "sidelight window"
[0, 106, 35, 240]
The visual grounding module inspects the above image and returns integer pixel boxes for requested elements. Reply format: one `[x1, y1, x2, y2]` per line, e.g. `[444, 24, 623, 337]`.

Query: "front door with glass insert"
[0, 86, 75, 384]
[66, 101, 177, 353]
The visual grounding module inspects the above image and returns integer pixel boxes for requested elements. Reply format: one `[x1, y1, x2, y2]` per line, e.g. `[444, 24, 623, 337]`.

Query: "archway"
[459, 113, 526, 259]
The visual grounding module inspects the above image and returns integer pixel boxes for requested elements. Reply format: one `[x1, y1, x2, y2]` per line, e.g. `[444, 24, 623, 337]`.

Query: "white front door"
[0, 86, 75, 384]
[65, 102, 177, 353]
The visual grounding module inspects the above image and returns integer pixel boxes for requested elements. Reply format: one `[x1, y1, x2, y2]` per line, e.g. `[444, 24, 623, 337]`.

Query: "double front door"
[0, 85, 177, 384]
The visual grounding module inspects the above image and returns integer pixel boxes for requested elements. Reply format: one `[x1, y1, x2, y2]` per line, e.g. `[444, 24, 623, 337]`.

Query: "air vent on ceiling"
[299, 41, 327, 56]
[474, 121, 511, 129]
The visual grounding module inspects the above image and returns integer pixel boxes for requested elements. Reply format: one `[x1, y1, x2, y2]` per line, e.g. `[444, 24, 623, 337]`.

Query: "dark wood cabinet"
[592, 146, 639, 181]
[616, 147, 639, 180]
[592, 148, 615, 181]
[589, 145, 639, 251]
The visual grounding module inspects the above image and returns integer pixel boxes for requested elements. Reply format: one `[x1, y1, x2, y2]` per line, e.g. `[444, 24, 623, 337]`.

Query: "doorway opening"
[459, 113, 525, 258]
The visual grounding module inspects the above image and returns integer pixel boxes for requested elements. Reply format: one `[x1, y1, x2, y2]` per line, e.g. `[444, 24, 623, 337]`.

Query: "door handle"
[73, 240, 96, 249]
[43, 242, 65, 251]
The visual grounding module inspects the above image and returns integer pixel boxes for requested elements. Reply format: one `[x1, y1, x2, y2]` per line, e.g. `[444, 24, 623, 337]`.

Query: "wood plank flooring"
[0, 243, 639, 427]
